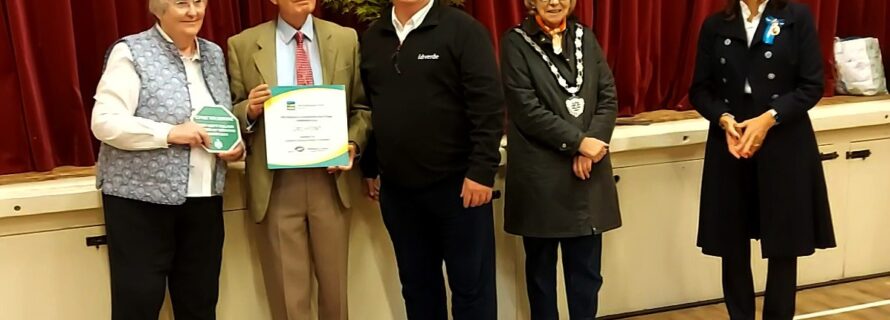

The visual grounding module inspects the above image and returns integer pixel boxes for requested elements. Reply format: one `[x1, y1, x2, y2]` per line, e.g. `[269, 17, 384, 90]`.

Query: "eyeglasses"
[174, 0, 206, 8]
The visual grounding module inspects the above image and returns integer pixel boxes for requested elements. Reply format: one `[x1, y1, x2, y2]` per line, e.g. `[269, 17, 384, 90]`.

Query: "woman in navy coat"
[690, 0, 836, 319]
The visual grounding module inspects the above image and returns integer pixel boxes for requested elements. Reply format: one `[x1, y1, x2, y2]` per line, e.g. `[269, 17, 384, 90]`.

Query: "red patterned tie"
[295, 31, 314, 85]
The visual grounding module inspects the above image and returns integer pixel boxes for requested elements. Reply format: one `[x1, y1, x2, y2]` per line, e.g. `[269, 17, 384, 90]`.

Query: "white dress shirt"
[91, 25, 216, 198]
[392, 0, 436, 43]
[276, 15, 324, 86]
[246, 16, 325, 132]
[741, 0, 769, 94]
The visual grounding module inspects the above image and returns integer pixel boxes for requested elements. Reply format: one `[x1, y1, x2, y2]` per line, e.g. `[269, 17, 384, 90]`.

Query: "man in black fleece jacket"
[360, 0, 504, 318]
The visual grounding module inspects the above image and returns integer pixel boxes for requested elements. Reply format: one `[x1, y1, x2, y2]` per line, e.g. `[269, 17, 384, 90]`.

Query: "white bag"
[834, 37, 888, 96]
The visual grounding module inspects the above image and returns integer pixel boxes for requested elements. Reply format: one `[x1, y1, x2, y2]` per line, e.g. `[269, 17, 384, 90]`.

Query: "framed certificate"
[263, 85, 349, 169]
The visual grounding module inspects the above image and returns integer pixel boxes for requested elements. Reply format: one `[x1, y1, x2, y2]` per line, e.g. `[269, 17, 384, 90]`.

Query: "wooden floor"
[623, 276, 890, 320]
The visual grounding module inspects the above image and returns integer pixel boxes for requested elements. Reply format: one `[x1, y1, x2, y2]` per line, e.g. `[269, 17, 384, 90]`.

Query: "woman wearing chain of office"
[500, 0, 621, 318]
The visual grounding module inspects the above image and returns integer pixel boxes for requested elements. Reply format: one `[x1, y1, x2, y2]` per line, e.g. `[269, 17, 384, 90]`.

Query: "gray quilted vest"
[96, 27, 232, 205]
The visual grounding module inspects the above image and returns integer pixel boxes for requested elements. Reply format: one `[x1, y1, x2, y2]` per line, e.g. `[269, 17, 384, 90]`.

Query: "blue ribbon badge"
[763, 17, 785, 45]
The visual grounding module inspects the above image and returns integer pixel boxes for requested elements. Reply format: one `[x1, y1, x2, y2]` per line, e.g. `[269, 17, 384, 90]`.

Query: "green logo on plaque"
[192, 105, 242, 153]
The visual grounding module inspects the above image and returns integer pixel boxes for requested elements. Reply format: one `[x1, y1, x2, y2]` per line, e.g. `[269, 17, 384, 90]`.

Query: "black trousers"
[722, 238, 798, 320]
[718, 134, 798, 320]
[523, 234, 603, 320]
[379, 176, 497, 320]
[103, 195, 225, 320]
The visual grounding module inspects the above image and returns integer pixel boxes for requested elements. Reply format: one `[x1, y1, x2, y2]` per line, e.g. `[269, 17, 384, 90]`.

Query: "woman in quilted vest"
[90, 0, 242, 319]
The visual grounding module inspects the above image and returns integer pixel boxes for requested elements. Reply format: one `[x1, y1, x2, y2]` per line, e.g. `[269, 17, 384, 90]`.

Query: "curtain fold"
[467, 0, 838, 115]
[799, 0, 841, 97]
[0, 0, 883, 175]
[463, 0, 592, 60]
[1, 0, 95, 175]
[588, 1, 725, 114]
[0, 1, 31, 174]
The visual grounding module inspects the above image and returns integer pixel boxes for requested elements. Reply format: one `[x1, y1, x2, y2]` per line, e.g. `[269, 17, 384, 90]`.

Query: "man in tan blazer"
[227, 0, 369, 319]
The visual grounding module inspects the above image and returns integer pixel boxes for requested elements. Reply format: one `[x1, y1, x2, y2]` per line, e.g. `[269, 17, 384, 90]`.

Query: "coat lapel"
[750, 4, 794, 49]
[253, 22, 277, 85]
[749, 15, 769, 48]
[715, 15, 748, 44]
[314, 18, 338, 85]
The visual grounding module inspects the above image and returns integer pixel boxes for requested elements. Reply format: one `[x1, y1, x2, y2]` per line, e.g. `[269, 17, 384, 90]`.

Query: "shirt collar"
[522, 16, 576, 40]
[155, 24, 201, 61]
[740, 0, 769, 22]
[277, 15, 315, 44]
[391, 0, 435, 31]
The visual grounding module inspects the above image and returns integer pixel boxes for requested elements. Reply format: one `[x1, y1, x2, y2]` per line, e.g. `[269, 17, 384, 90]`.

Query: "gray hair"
[148, 0, 168, 17]
[524, 0, 578, 15]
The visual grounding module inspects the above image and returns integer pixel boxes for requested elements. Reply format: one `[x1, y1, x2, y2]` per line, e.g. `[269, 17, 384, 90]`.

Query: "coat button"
[561, 143, 567, 149]
[724, 98, 730, 104]
[720, 57, 726, 64]
[765, 51, 773, 59]
[722, 78, 728, 83]
[724, 39, 732, 46]
[768, 73, 776, 80]
[772, 94, 780, 99]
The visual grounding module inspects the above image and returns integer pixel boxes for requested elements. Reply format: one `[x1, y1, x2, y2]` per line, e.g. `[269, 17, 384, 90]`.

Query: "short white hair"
[148, 0, 168, 17]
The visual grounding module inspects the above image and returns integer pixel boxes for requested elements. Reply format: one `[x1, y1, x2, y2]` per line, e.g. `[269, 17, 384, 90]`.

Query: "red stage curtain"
[588, 1, 725, 115]
[0, 0, 96, 175]
[0, 1, 349, 175]
[0, 0, 882, 175]
[799, 0, 841, 97]
[467, 0, 836, 115]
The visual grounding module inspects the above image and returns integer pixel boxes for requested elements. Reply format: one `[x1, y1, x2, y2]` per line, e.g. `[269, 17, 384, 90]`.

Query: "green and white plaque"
[191, 105, 242, 154]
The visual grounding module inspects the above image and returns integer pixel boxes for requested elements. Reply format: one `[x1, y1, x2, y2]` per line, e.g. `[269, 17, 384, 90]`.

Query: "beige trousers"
[258, 169, 349, 320]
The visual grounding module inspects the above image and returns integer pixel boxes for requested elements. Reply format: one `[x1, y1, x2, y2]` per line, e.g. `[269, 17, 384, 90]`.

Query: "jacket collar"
[716, 2, 795, 47]
[519, 15, 578, 46]
[314, 17, 337, 85]
[254, 21, 277, 85]
[379, 1, 442, 33]
[152, 24, 202, 61]
[276, 15, 316, 44]
[252, 17, 337, 85]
